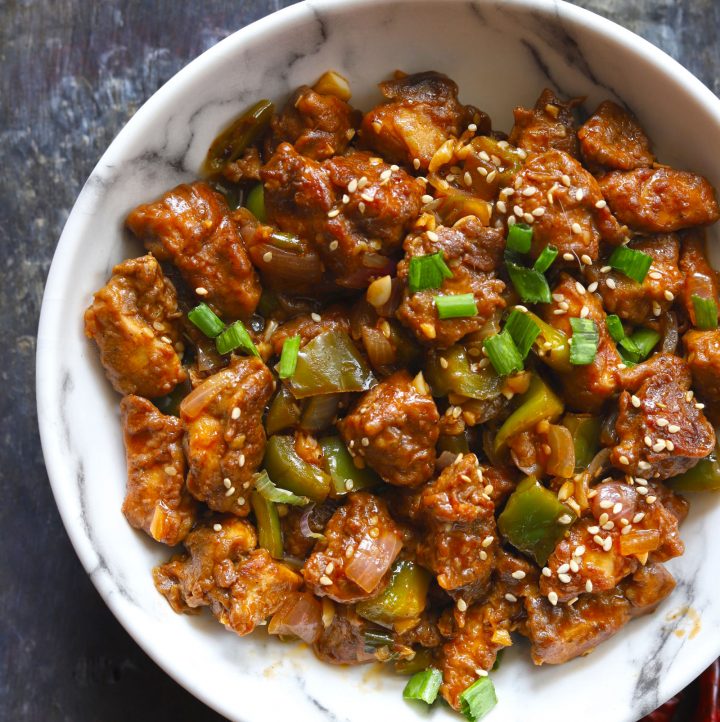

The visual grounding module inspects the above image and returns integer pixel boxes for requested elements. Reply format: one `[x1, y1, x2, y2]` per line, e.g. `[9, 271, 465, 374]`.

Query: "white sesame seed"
[477, 166, 488, 177]
[380, 168, 392, 181]
[572, 223, 583, 235]
[613, 502, 623, 514]
[633, 512, 646, 523]
[635, 477, 648, 486]
[599, 513, 610, 525]
[646, 495, 657, 504]
[342, 194, 350, 204]
[413, 158, 421, 170]
[548, 591, 559, 606]
[649, 271, 662, 280]
[619, 455, 630, 465]
[507, 215, 516, 226]
[532, 207, 546, 217]
[668, 424, 680, 433]
[263, 251, 273, 263]
[575, 281, 586, 295]
[580, 306, 590, 318]
[319, 575, 333, 586]
[361, 437, 370, 447]
[426, 230, 439, 242]
[523, 213, 535, 224]
[213, 523, 222, 532]
[457, 598, 468, 612]
[637, 486, 648, 496]
[593, 534, 604, 545]
[479, 151, 491, 162]
[513, 204, 524, 217]
[164, 465, 177, 476]
[696, 402, 706, 409]
[558, 514, 573, 525]
[558, 573, 572, 583]
[563, 252, 575, 261]
[664, 290, 674, 301]
[505, 593, 518, 602]
[522, 186, 537, 197]
[358, 176, 369, 189]
[581, 254, 592, 265]
[496, 200, 507, 214]
[575, 545, 586, 556]
[570, 559, 580, 573]
[542, 567, 552, 577]
[588, 526, 600, 535]
[486, 170, 497, 183]
[347, 178, 358, 193]
[587, 281, 598, 293]
[329, 240, 339, 251]
[512, 570, 527, 580]
[225, 486, 235, 497]
[595, 199, 607, 209]
[666, 440, 675, 451]
[602, 537, 613, 552]
[652, 440, 667, 452]
[561, 174, 571, 187]
[599, 500, 613, 509]
[606, 278, 617, 290]
[195, 286, 208, 296]
[557, 564, 570, 574]
[482, 536, 494, 548]
[421, 194, 434, 204]
[231, 407, 241, 420]
[585, 580, 593, 593]
[575, 189, 584, 202]
[653, 301, 661, 316]
[223, 478, 232, 489]
[479, 550, 488, 561]
[327, 208, 340, 218]
[553, 308, 567, 315]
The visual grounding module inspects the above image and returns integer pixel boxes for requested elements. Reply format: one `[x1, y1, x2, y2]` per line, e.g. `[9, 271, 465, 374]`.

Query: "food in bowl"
[83, 69, 720, 719]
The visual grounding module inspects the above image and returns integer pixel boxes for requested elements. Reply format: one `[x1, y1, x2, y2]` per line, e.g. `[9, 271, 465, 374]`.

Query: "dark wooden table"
[1, 1, 718, 720]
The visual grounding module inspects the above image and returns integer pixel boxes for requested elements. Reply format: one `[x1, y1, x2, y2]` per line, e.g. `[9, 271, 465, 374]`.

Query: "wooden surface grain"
[1, 1, 717, 720]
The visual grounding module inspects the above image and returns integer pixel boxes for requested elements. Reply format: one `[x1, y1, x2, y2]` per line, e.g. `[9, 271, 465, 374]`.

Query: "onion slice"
[345, 531, 403, 593]
[268, 592, 323, 644]
[179, 370, 228, 419]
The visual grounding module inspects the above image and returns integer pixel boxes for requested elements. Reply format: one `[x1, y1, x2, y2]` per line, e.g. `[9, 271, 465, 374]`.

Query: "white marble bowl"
[37, 1, 720, 720]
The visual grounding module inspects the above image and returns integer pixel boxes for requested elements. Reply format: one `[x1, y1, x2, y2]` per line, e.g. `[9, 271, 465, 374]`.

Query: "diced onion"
[268, 592, 323, 644]
[179, 371, 228, 418]
[345, 531, 403, 593]
[362, 327, 396, 368]
[251, 242, 323, 281]
[545, 424, 575, 478]
[619, 529, 661, 556]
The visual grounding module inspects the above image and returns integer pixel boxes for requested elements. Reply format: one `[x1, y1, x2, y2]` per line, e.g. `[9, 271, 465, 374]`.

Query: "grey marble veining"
[4, 1, 720, 721]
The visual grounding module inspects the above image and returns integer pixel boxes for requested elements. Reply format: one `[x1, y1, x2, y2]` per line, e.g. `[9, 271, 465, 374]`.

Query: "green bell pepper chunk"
[204, 99, 274, 175]
[425, 345, 502, 400]
[437, 433, 470, 456]
[667, 449, 720, 491]
[319, 436, 380, 496]
[562, 413, 602, 472]
[524, 311, 571, 373]
[395, 649, 435, 676]
[265, 387, 302, 436]
[493, 374, 564, 454]
[250, 491, 283, 560]
[288, 331, 376, 399]
[245, 183, 266, 222]
[356, 560, 431, 627]
[498, 476, 577, 565]
[263, 435, 331, 502]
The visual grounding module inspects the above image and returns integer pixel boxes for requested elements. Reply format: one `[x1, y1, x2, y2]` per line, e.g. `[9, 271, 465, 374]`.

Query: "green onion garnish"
[403, 668, 443, 705]
[255, 471, 310, 506]
[435, 293, 478, 320]
[692, 294, 719, 330]
[533, 244, 559, 274]
[504, 309, 540, 359]
[278, 335, 301, 379]
[619, 327, 660, 363]
[188, 303, 225, 338]
[608, 245, 653, 283]
[505, 258, 552, 304]
[459, 677, 498, 722]
[483, 331, 524, 376]
[605, 314, 625, 343]
[569, 317, 599, 366]
[216, 320, 259, 356]
[506, 223, 533, 254]
[408, 252, 453, 293]
[363, 629, 394, 648]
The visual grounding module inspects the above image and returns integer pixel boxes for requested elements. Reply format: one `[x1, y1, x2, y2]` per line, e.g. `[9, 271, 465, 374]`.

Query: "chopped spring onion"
[188, 303, 225, 338]
[533, 244, 559, 274]
[619, 327, 661, 363]
[403, 668, 443, 705]
[408, 252, 453, 293]
[608, 245, 653, 283]
[569, 317, 599, 366]
[278, 335, 301, 379]
[459, 677, 498, 722]
[504, 309, 540, 359]
[605, 314, 625, 343]
[692, 294, 719, 330]
[506, 222, 533, 254]
[255, 470, 310, 506]
[435, 293, 478, 320]
[483, 331, 524, 376]
[364, 629, 395, 648]
[216, 320, 259, 356]
[505, 255, 551, 304]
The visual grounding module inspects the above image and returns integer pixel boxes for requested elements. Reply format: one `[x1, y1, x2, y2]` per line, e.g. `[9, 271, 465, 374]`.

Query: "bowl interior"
[37, 1, 720, 720]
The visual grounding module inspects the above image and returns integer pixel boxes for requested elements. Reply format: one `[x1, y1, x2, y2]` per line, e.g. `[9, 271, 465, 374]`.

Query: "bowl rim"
[36, 0, 720, 719]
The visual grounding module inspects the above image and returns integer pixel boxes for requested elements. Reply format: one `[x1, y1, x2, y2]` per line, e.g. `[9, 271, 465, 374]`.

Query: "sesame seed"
[580, 306, 590, 318]
[561, 175, 571, 187]
[231, 406, 241, 420]
[223, 478, 232, 489]
[487, 170, 497, 183]
[696, 402, 706, 409]
[637, 486, 648, 496]
[513, 205, 524, 217]
[502, 187, 515, 197]
[603, 520, 615, 530]
[517, 148, 528, 159]
[602, 537, 613, 552]
[649, 271, 662, 280]
[599, 500, 613, 509]
[329, 240, 339, 251]
[652, 440, 667, 452]
[213, 523, 222, 532]
[666, 440, 675, 451]
[484, 484, 493, 495]
[563, 252, 575, 261]
[195, 286, 208, 296]
[646, 495, 657, 504]
[347, 178, 358, 193]
[548, 591, 559, 606]
[558, 514, 573, 525]
[479, 151, 491, 162]
[342, 194, 350, 204]
[164, 465, 177, 476]
[225, 486, 236, 497]
[585, 580, 593, 593]
[606, 278, 617, 290]
[380, 169, 392, 181]
[507, 215, 516, 226]
[581, 254, 592, 265]
[496, 200, 507, 214]
[512, 570, 526, 580]
[361, 191, 375, 203]
[588, 526, 600, 534]
[523, 213, 535, 224]
[635, 477, 648, 486]
[557, 564, 570, 574]
[630, 395, 641, 408]
[262, 251, 273, 263]
[633, 512, 645, 524]
[505, 593, 518, 602]
[361, 437, 370, 447]
[327, 208, 340, 218]
[595, 199, 607, 209]
[477, 166, 488, 177]
[575, 282, 586, 295]
[575, 189, 584, 202]
[574, 545, 586, 556]
[413, 158, 421, 170]
[457, 598, 468, 611]
[477, 669, 489, 677]
[319, 575, 333, 586]
[668, 424, 680, 433]
[558, 573, 572, 583]
[482, 536, 494, 548]
[612, 502, 623, 514]
[479, 550, 488, 561]
[570, 559, 580, 573]
[653, 301, 661, 316]
[358, 201, 366, 214]
[522, 186, 537, 197]
[664, 290, 674, 301]
[426, 230, 439, 242]
[541, 567, 552, 578]
[421, 194, 434, 204]
[553, 308, 567, 315]
[599, 513, 610, 525]
[587, 281, 598, 293]
[532, 207, 546, 217]
[619, 455, 630, 465]
[358, 176, 369, 189]
[593, 534, 604, 546]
